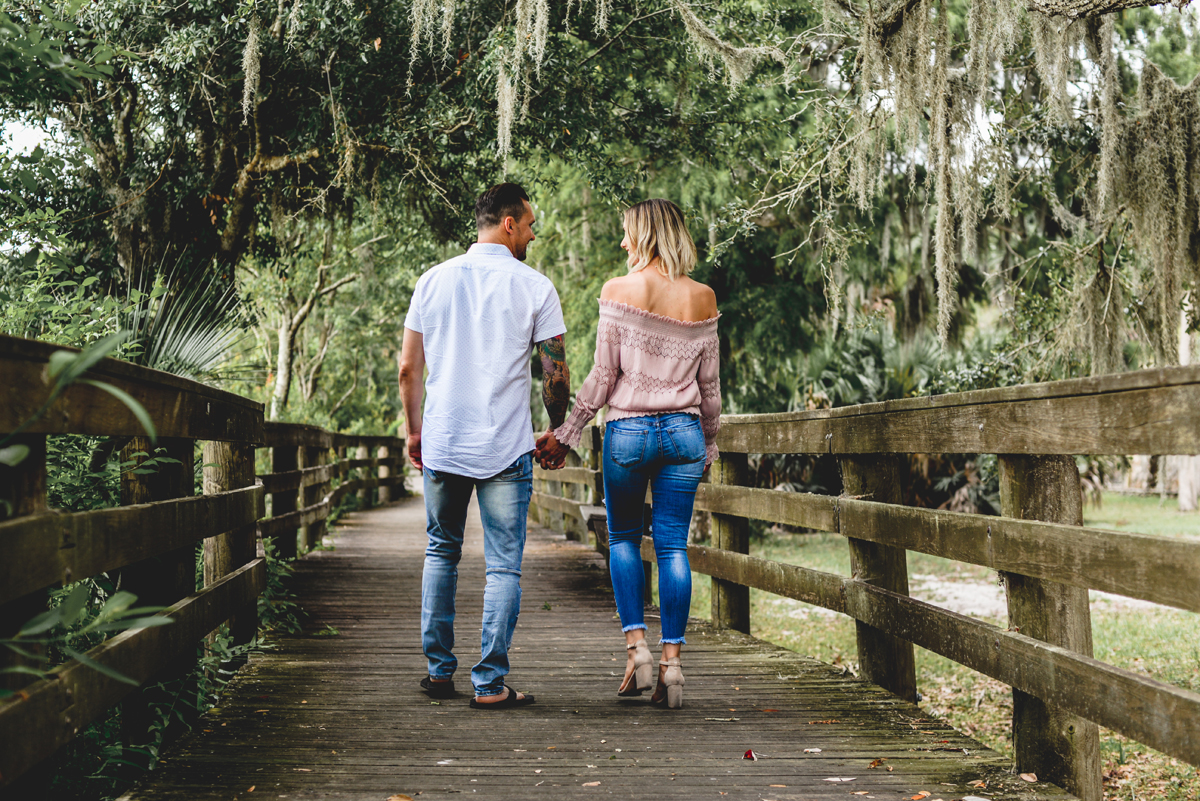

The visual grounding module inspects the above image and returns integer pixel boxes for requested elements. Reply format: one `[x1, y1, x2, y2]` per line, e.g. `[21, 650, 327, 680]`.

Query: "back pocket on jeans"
[667, 424, 706, 464]
[608, 428, 647, 467]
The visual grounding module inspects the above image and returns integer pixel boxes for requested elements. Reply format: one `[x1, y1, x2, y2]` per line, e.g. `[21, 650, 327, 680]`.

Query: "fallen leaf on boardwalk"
[386, 796, 414, 801]
[547, 746, 556, 750]
[1020, 773, 1038, 782]
[294, 768, 312, 772]
[868, 758, 887, 768]
[582, 781, 601, 786]
[968, 781, 986, 788]
[823, 777, 856, 782]
[587, 765, 597, 769]
[803, 748, 822, 754]
[513, 749, 526, 752]
[761, 708, 780, 712]
[853, 792, 870, 795]
[887, 766, 894, 772]
[247, 787, 255, 793]
[809, 719, 840, 724]
[743, 750, 759, 761]
[769, 784, 787, 787]
[705, 717, 740, 722]
[962, 796, 990, 801]
[436, 760, 452, 765]
[534, 782, 544, 787]
[911, 790, 931, 798]
[534, 770, 542, 774]
[254, 709, 269, 713]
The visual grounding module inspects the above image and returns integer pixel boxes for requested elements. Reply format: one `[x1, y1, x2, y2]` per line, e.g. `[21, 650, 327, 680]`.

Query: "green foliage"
[0, 583, 171, 696]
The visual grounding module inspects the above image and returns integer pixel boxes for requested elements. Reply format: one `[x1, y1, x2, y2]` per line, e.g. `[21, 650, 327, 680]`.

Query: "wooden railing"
[529, 365, 1200, 801]
[0, 335, 403, 786]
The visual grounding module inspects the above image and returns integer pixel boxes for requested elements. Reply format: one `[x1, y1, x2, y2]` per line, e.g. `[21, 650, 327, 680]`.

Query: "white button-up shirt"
[404, 243, 566, 479]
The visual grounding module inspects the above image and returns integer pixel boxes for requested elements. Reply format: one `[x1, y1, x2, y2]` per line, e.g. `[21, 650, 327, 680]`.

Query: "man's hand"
[407, 431, 423, 471]
[534, 429, 570, 470]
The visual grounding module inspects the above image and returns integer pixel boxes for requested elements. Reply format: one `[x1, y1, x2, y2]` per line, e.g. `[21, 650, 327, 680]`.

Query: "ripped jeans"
[421, 453, 532, 696]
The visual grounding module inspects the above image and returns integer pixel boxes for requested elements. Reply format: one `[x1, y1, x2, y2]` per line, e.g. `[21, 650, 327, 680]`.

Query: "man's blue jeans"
[421, 453, 533, 697]
[603, 414, 706, 644]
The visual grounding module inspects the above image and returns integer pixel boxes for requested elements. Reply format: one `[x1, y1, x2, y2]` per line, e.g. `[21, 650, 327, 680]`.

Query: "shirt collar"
[468, 242, 514, 258]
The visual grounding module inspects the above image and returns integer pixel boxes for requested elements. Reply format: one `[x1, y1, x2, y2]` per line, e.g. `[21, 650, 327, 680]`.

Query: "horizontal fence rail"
[529, 363, 1200, 801]
[0, 334, 404, 787]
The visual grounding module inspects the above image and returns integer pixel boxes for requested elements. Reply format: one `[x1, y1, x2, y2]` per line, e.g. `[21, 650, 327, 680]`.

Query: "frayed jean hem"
[659, 637, 687, 645]
[621, 623, 647, 634]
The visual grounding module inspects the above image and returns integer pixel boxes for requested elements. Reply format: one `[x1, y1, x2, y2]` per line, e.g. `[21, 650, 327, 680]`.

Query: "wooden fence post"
[203, 442, 257, 649]
[838, 454, 917, 703]
[710, 452, 750, 633]
[998, 455, 1101, 801]
[118, 436, 196, 750]
[271, 442, 299, 560]
[356, 442, 372, 509]
[305, 445, 327, 550]
[0, 434, 48, 692]
[378, 444, 391, 504]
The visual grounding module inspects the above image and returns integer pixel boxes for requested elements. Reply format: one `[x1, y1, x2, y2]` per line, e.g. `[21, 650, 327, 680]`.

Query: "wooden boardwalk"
[121, 496, 1072, 801]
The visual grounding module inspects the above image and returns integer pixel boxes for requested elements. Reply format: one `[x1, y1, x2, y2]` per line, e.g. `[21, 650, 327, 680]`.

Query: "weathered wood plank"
[719, 375, 1200, 455]
[0, 559, 266, 787]
[0, 336, 263, 443]
[262, 422, 332, 449]
[532, 466, 599, 487]
[693, 484, 838, 532]
[258, 499, 330, 541]
[0, 486, 264, 606]
[845, 581, 1200, 768]
[838, 499, 1200, 612]
[530, 491, 585, 519]
[686, 544, 848, 614]
[258, 463, 337, 495]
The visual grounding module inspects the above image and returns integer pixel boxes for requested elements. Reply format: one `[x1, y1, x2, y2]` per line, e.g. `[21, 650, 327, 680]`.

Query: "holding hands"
[534, 430, 570, 470]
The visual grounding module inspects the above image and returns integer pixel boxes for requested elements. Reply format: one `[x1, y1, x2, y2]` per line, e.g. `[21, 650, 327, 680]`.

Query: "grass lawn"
[665, 492, 1200, 800]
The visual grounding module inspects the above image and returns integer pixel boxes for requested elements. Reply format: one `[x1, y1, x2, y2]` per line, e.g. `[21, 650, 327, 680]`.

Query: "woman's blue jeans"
[603, 413, 706, 644]
[421, 453, 532, 697]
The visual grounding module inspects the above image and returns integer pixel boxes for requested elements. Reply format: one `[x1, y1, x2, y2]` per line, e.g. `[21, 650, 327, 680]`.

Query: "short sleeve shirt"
[404, 243, 566, 479]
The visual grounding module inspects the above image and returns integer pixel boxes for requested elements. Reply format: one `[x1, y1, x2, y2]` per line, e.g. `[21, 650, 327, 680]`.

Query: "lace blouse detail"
[554, 299, 722, 465]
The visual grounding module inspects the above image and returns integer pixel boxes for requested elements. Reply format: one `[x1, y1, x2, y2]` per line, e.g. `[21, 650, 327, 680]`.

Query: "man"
[398, 182, 571, 708]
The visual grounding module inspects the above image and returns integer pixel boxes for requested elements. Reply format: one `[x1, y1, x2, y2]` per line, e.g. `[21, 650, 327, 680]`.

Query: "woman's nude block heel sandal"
[618, 639, 654, 696]
[661, 657, 685, 709]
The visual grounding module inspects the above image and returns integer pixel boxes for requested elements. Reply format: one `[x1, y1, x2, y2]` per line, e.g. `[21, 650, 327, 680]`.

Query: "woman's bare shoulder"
[687, 279, 718, 318]
[600, 274, 639, 303]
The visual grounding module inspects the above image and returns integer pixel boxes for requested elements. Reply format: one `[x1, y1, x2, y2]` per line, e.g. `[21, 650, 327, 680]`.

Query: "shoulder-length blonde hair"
[623, 199, 697, 280]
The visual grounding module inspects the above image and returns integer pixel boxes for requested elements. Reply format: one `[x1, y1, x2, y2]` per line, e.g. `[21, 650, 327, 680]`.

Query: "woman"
[550, 198, 720, 709]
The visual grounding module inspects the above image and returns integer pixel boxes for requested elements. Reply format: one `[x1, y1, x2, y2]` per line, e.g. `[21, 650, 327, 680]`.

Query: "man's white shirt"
[404, 242, 566, 479]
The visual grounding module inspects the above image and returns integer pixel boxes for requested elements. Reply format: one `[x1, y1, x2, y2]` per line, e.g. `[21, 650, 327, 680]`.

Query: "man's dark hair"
[475, 183, 530, 230]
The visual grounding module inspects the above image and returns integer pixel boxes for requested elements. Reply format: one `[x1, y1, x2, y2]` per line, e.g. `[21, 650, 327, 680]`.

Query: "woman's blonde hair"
[623, 199, 697, 280]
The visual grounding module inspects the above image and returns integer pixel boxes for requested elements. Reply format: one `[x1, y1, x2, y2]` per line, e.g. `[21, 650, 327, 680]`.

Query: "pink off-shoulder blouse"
[553, 299, 721, 466]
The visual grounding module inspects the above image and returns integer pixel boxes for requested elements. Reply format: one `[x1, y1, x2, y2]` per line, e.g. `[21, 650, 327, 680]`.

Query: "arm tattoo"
[537, 334, 570, 428]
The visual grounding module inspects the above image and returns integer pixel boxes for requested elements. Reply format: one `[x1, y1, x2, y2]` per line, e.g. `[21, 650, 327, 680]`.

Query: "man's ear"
[501, 215, 515, 234]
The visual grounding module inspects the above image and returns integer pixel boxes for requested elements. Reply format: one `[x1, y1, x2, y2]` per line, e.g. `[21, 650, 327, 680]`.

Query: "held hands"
[534, 430, 570, 470]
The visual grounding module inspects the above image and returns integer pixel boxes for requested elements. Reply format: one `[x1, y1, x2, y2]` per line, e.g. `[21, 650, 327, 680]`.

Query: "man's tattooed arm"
[537, 334, 570, 428]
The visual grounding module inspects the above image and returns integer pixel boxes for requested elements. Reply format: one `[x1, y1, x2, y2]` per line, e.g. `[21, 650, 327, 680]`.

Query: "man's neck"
[476, 231, 515, 258]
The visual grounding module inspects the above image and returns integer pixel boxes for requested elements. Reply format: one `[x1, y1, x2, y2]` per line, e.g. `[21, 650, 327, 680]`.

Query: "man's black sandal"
[421, 676, 456, 699]
[469, 685, 536, 709]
